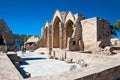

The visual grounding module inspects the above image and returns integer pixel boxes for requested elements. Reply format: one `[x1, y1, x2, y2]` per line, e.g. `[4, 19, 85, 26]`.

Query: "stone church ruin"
[40, 10, 111, 54]
[1, 10, 120, 80]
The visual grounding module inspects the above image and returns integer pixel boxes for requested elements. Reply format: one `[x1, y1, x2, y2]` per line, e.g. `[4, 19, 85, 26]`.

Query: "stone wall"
[0, 19, 15, 50]
[81, 17, 98, 51]
[97, 18, 111, 48]
[81, 17, 111, 51]
[0, 18, 35, 51]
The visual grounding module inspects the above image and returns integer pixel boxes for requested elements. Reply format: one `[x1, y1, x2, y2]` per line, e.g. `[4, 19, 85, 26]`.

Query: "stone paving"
[18, 51, 81, 78]
[1, 48, 120, 80]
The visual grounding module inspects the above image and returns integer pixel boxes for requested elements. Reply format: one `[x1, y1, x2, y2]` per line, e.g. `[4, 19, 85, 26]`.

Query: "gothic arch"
[52, 10, 62, 24]
[52, 16, 61, 48]
[44, 21, 49, 29]
[65, 12, 75, 24]
[65, 20, 74, 48]
[42, 22, 48, 47]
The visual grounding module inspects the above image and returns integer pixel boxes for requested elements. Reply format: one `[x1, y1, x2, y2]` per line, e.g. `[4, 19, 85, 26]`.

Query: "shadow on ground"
[19, 57, 47, 78]
[20, 67, 31, 78]
[20, 61, 29, 65]
[22, 57, 47, 61]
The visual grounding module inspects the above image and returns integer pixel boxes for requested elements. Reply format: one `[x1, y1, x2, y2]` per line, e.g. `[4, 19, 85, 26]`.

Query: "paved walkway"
[17, 51, 80, 78]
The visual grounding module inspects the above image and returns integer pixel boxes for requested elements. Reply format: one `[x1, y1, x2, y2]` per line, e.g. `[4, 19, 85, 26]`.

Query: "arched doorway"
[0, 34, 5, 45]
[53, 16, 61, 48]
[65, 20, 73, 48]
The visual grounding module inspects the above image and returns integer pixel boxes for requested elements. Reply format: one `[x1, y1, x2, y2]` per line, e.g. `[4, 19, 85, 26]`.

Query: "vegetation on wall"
[111, 20, 120, 39]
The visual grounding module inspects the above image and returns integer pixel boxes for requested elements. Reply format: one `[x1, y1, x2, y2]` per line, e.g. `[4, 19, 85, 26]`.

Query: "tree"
[110, 25, 117, 36]
[110, 20, 120, 38]
[24, 36, 29, 43]
[113, 20, 120, 29]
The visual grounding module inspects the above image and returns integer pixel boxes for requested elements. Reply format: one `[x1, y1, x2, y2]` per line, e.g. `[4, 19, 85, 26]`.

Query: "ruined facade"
[0, 19, 15, 51]
[40, 10, 111, 51]
[0, 19, 34, 51]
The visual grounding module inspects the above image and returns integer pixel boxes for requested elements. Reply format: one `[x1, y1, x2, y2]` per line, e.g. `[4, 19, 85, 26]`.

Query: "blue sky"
[0, 0, 120, 36]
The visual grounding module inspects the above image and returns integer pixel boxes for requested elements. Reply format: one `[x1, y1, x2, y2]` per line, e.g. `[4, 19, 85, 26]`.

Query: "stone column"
[52, 23, 54, 48]
[59, 22, 64, 49]
[63, 25, 66, 49]
[47, 24, 52, 49]
[45, 28, 48, 47]
[47, 24, 53, 58]
[79, 40, 84, 51]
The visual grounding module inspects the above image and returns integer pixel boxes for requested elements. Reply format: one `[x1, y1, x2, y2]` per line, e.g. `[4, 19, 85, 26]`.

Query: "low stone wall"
[50, 50, 111, 65]
[0, 52, 23, 80]
[0, 45, 7, 52]
[76, 65, 120, 80]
